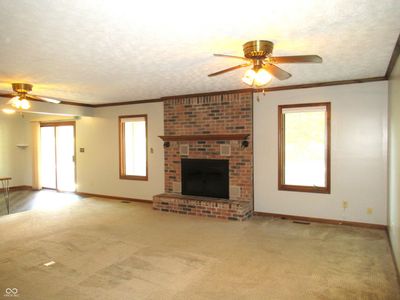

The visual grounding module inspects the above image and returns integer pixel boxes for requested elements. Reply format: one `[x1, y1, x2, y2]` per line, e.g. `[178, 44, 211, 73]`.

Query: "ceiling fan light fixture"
[209, 40, 322, 84]
[9, 95, 31, 110]
[20, 99, 31, 109]
[9, 96, 22, 109]
[242, 68, 272, 87]
[253, 68, 272, 87]
[242, 69, 256, 86]
[0, 83, 62, 107]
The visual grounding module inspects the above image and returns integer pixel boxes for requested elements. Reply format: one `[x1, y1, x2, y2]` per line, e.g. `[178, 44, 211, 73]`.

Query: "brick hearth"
[153, 92, 254, 220]
[153, 193, 252, 221]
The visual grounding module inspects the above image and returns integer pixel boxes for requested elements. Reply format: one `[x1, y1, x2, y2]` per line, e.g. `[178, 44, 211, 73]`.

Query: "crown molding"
[94, 98, 162, 107]
[56, 76, 387, 108]
[253, 76, 387, 93]
[385, 33, 400, 79]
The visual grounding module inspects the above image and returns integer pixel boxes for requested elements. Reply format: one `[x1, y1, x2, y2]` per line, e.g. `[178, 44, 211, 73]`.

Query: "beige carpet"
[0, 195, 399, 299]
[0, 189, 82, 216]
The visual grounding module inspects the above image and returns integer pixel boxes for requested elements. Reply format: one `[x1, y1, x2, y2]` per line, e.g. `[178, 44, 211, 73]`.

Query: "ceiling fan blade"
[0, 92, 15, 98]
[208, 63, 250, 77]
[263, 63, 292, 80]
[27, 94, 61, 104]
[213, 54, 249, 61]
[269, 55, 322, 64]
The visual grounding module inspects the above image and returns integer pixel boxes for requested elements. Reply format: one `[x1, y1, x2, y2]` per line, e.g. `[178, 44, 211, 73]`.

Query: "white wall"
[0, 112, 49, 187]
[76, 102, 164, 200]
[0, 111, 89, 188]
[0, 113, 30, 186]
[1, 81, 390, 224]
[0, 98, 93, 189]
[0, 100, 164, 201]
[254, 81, 388, 225]
[388, 55, 400, 271]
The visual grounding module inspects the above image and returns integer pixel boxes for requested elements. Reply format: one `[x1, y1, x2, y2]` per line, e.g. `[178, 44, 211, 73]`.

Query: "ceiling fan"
[208, 40, 322, 87]
[0, 83, 61, 112]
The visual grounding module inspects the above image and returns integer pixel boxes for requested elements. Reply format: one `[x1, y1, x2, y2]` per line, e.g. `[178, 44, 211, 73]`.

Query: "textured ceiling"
[0, 0, 399, 104]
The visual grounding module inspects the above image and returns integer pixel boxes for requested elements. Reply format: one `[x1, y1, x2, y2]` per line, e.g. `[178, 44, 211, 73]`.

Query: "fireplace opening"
[181, 158, 229, 199]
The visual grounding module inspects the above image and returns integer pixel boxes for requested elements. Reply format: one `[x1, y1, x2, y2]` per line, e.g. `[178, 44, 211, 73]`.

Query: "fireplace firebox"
[181, 159, 229, 199]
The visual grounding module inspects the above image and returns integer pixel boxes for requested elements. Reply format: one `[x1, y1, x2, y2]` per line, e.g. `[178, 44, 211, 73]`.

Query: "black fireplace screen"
[181, 159, 229, 199]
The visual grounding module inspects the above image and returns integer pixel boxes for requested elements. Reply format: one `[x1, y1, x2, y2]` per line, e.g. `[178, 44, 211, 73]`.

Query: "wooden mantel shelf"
[158, 134, 250, 141]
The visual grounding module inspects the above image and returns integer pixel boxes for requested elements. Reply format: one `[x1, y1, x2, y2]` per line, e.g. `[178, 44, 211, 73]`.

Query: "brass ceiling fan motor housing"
[243, 40, 274, 60]
[12, 83, 33, 94]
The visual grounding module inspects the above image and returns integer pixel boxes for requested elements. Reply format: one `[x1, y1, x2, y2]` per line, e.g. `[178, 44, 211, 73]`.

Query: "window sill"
[278, 184, 330, 194]
[120, 175, 148, 181]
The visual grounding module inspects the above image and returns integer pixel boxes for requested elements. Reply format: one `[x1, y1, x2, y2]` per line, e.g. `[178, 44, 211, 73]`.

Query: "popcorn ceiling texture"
[0, 0, 399, 104]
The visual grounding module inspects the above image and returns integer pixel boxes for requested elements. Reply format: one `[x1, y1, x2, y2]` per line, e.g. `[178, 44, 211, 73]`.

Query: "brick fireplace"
[153, 92, 253, 220]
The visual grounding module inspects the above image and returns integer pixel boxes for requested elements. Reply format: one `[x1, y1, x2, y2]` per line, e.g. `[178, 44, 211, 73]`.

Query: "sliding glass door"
[40, 123, 76, 192]
[40, 126, 57, 189]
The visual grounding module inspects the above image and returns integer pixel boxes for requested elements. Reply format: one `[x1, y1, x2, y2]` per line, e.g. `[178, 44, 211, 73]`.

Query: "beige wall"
[0, 97, 92, 188]
[0, 113, 42, 187]
[0, 111, 86, 188]
[254, 81, 388, 225]
[0, 101, 164, 200]
[75, 102, 164, 200]
[1, 80, 392, 229]
[388, 55, 400, 271]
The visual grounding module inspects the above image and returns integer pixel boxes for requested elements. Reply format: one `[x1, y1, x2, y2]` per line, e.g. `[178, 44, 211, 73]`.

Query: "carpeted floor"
[0, 189, 82, 216]
[0, 194, 399, 299]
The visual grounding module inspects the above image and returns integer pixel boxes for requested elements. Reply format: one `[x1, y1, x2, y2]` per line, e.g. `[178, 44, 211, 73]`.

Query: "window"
[119, 115, 148, 180]
[278, 102, 331, 193]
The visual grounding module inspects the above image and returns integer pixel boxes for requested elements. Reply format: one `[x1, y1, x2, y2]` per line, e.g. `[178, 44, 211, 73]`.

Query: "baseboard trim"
[75, 191, 152, 204]
[386, 229, 400, 285]
[253, 211, 387, 230]
[0, 185, 32, 192]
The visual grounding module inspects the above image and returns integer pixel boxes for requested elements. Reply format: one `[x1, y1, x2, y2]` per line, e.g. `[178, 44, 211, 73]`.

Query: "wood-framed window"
[278, 102, 331, 193]
[119, 115, 148, 180]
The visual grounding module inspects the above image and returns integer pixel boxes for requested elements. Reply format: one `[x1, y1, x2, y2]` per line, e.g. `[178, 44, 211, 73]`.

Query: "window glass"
[279, 103, 330, 193]
[120, 115, 147, 179]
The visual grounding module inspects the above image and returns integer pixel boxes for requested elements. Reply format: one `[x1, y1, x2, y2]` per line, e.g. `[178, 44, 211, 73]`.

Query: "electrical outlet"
[342, 201, 348, 209]
[367, 208, 373, 215]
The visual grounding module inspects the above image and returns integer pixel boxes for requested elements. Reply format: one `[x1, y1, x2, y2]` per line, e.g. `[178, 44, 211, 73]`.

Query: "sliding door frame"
[40, 121, 76, 192]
